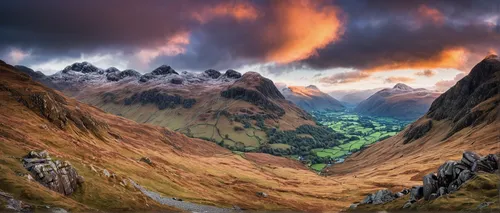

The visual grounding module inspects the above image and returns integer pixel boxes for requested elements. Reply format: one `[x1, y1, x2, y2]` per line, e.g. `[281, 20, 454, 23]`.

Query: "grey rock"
[403, 201, 413, 209]
[409, 186, 424, 202]
[461, 151, 481, 167]
[103, 169, 111, 178]
[350, 203, 359, 209]
[437, 187, 447, 196]
[22, 151, 83, 195]
[423, 173, 438, 200]
[256, 192, 268, 198]
[361, 189, 396, 205]
[477, 202, 494, 209]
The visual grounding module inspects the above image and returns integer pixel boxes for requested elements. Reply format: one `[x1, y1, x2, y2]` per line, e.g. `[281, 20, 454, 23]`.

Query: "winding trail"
[129, 179, 239, 213]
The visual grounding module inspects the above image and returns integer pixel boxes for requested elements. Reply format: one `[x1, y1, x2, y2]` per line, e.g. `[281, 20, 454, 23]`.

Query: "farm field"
[308, 111, 411, 171]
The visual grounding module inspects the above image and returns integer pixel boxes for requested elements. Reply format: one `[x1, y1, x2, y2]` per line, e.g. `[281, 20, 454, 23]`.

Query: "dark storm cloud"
[300, 0, 500, 71]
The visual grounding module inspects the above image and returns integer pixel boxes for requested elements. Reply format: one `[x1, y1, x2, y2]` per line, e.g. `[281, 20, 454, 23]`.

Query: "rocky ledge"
[352, 151, 499, 210]
[22, 151, 84, 195]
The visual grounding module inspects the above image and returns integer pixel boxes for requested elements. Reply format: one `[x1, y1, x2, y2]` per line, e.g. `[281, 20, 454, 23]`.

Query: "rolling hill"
[25, 62, 316, 152]
[354, 83, 441, 120]
[282, 85, 345, 112]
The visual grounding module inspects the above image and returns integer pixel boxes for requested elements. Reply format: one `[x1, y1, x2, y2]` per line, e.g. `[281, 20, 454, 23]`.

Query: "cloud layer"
[0, 0, 499, 89]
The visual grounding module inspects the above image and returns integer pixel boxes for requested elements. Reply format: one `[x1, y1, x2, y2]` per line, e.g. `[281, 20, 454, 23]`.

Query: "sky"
[1, 0, 499, 92]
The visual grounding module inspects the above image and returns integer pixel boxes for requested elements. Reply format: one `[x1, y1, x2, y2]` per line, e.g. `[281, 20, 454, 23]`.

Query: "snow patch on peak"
[393, 83, 413, 91]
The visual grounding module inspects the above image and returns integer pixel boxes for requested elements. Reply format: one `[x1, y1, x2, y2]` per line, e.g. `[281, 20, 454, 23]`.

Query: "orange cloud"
[418, 4, 445, 24]
[366, 47, 469, 72]
[319, 71, 370, 84]
[415, 69, 436, 77]
[265, 0, 344, 64]
[192, 2, 259, 23]
[136, 31, 190, 65]
[435, 73, 466, 91]
[384, 76, 415, 83]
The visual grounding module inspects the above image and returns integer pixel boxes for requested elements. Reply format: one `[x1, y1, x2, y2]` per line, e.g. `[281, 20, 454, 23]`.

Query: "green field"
[311, 111, 411, 163]
[311, 163, 327, 171]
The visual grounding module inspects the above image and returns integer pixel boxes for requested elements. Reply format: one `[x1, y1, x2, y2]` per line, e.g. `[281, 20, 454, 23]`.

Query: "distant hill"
[354, 83, 441, 120]
[20, 62, 315, 152]
[336, 88, 381, 106]
[282, 85, 345, 112]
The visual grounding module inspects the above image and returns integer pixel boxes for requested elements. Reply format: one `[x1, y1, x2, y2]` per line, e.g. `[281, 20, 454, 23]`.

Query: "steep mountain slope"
[355, 83, 441, 120]
[325, 55, 500, 210]
[282, 85, 345, 112]
[0, 60, 383, 212]
[27, 62, 315, 152]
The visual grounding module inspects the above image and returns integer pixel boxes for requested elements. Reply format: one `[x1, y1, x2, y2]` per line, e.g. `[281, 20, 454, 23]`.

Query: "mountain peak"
[305, 85, 319, 90]
[63, 61, 101, 73]
[484, 54, 499, 61]
[151, 65, 178, 75]
[393, 83, 413, 90]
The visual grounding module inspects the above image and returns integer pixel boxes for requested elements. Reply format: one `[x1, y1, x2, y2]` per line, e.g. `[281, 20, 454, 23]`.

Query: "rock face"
[22, 151, 84, 195]
[221, 72, 286, 116]
[355, 151, 499, 209]
[403, 151, 498, 208]
[426, 55, 500, 138]
[403, 55, 500, 143]
[360, 188, 410, 205]
[106, 69, 141, 81]
[63, 62, 101, 74]
[355, 83, 441, 120]
[124, 89, 196, 109]
[282, 85, 345, 112]
[151, 65, 178, 75]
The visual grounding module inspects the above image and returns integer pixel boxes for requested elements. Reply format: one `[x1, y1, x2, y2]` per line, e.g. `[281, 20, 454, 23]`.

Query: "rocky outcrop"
[352, 151, 499, 209]
[204, 69, 221, 79]
[106, 69, 141, 81]
[63, 62, 101, 74]
[221, 87, 285, 116]
[124, 89, 196, 109]
[426, 55, 500, 138]
[151, 65, 178, 75]
[403, 119, 432, 144]
[22, 151, 84, 195]
[360, 189, 410, 205]
[403, 151, 498, 208]
[223, 69, 242, 79]
[170, 77, 183, 84]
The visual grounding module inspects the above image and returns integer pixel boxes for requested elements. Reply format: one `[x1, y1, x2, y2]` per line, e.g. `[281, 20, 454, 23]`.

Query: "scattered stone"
[355, 151, 499, 209]
[22, 151, 83, 195]
[350, 203, 359, 209]
[90, 164, 98, 173]
[256, 192, 268, 198]
[233, 205, 242, 210]
[140, 157, 153, 165]
[102, 169, 111, 178]
[477, 202, 494, 209]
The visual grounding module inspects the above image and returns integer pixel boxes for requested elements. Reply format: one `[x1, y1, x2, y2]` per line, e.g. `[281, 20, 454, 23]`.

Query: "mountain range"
[21, 62, 315, 152]
[355, 83, 442, 120]
[1, 55, 499, 212]
[281, 85, 345, 112]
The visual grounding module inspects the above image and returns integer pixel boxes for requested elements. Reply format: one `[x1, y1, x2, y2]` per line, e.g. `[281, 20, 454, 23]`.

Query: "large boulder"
[423, 173, 438, 200]
[22, 151, 83, 195]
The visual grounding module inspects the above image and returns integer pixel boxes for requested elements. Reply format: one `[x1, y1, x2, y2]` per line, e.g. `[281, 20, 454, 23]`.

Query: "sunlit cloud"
[192, 1, 259, 23]
[415, 69, 436, 77]
[8, 48, 31, 64]
[265, 0, 344, 64]
[384, 76, 416, 83]
[417, 4, 445, 24]
[136, 31, 191, 65]
[434, 73, 466, 91]
[319, 71, 371, 84]
[366, 47, 469, 73]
